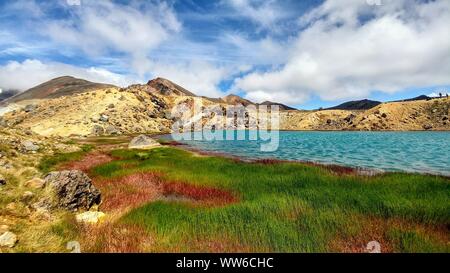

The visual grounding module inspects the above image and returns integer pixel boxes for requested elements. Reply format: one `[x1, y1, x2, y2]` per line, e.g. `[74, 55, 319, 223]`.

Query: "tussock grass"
[38, 144, 93, 173]
[87, 147, 450, 252]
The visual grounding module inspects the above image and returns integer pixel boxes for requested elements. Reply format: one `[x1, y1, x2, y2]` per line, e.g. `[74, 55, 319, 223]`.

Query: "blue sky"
[0, 0, 449, 109]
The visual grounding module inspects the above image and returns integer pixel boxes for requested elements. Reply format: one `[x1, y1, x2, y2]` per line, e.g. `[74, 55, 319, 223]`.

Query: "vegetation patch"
[94, 172, 163, 212]
[83, 147, 450, 252]
[38, 144, 93, 173]
[32, 145, 449, 253]
[59, 151, 114, 173]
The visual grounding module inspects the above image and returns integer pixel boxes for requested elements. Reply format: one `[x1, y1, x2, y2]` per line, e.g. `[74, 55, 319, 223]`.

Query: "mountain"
[1, 76, 114, 104]
[328, 99, 381, 110]
[147, 77, 196, 97]
[395, 95, 431, 102]
[221, 94, 254, 106]
[259, 101, 297, 111]
[1, 76, 448, 136]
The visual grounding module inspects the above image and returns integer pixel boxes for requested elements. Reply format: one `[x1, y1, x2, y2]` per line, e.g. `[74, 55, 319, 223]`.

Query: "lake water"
[165, 131, 450, 176]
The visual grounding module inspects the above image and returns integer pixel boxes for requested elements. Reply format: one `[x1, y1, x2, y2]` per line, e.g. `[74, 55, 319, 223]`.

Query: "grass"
[86, 147, 450, 253]
[38, 144, 93, 173]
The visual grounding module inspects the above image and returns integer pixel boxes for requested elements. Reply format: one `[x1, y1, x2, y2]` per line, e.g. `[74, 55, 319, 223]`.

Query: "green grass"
[38, 144, 93, 173]
[91, 147, 450, 252]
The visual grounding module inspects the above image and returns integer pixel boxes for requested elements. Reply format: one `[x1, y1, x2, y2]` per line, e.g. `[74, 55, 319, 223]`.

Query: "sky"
[0, 0, 449, 109]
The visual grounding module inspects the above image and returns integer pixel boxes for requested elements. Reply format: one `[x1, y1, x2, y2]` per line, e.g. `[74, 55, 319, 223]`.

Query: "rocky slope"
[1, 76, 114, 105]
[282, 98, 449, 131]
[0, 76, 449, 136]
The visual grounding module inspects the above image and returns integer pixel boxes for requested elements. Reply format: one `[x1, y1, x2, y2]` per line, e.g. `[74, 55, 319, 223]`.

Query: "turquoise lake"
[166, 131, 450, 176]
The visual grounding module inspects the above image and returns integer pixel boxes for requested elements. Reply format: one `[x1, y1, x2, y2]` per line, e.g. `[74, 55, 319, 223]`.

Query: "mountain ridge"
[1, 76, 115, 105]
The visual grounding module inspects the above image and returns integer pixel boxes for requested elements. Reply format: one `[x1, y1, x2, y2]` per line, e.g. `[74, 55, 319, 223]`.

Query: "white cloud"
[225, 0, 288, 30]
[148, 60, 233, 98]
[234, 0, 450, 104]
[44, 1, 181, 76]
[0, 59, 135, 91]
[0, 58, 235, 99]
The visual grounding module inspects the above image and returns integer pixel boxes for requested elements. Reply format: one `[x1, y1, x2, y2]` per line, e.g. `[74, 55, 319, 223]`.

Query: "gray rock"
[0, 118, 7, 128]
[21, 140, 40, 152]
[99, 114, 109, 122]
[0, 231, 18, 248]
[129, 135, 161, 150]
[24, 104, 37, 113]
[32, 198, 53, 212]
[91, 125, 104, 136]
[105, 125, 120, 135]
[44, 170, 101, 211]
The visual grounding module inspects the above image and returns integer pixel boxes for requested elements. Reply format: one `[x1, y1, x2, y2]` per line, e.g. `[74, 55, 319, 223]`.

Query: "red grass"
[163, 181, 237, 205]
[254, 158, 284, 165]
[95, 172, 163, 212]
[79, 223, 153, 253]
[59, 152, 115, 172]
[163, 141, 186, 146]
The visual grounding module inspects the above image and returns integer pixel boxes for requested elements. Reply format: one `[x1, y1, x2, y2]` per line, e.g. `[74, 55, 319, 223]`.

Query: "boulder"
[0, 232, 18, 248]
[128, 135, 161, 150]
[75, 211, 105, 224]
[99, 114, 109, 122]
[0, 174, 6, 186]
[24, 104, 37, 113]
[105, 125, 119, 135]
[44, 170, 101, 211]
[25, 178, 46, 189]
[91, 125, 104, 136]
[21, 140, 40, 152]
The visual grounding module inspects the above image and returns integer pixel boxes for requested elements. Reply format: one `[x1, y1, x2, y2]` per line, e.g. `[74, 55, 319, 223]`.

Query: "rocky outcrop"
[129, 135, 161, 150]
[44, 170, 101, 211]
[0, 231, 18, 248]
[147, 77, 196, 97]
[21, 140, 39, 152]
[91, 125, 105, 136]
[75, 211, 105, 224]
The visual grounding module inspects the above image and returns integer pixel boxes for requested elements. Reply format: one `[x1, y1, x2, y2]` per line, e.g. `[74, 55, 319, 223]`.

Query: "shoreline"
[152, 131, 450, 179]
[159, 139, 450, 179]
